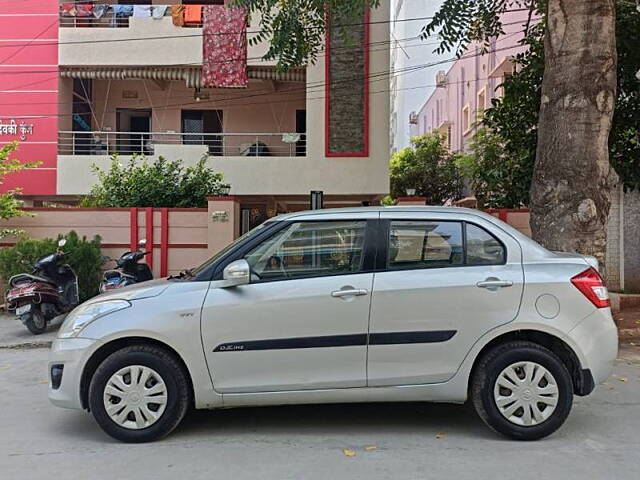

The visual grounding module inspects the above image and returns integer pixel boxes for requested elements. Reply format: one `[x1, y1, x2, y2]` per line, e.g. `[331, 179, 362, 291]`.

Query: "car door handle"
[331, 289, 369, 298]
[476, 278, 513, 289]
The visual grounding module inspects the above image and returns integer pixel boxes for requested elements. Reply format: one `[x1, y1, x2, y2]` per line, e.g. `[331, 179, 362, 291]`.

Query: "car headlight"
[58, 300, 131, 338]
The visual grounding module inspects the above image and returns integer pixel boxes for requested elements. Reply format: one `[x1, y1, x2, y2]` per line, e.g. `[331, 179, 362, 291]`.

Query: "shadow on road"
[173, 401, 491, 440]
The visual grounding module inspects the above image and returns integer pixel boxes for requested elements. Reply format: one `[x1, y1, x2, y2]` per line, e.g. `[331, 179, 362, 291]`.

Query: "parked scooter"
[100, 239, 153, 292]
[5, 239, 79, 335]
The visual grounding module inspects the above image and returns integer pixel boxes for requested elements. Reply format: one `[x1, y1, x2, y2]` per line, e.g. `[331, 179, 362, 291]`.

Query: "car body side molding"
[213, 330, 457, 352]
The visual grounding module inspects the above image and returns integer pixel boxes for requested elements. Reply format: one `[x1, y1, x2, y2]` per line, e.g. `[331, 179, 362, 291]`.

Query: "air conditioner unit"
[409, 112, 418, 125]
[436, 70, 447, 87]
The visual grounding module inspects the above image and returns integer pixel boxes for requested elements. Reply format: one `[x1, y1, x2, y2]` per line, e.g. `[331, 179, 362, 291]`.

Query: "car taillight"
[571, 267, 610, 308]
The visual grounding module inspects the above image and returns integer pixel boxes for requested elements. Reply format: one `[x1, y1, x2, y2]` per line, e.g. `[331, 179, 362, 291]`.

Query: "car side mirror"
[222, 259, 251, 288]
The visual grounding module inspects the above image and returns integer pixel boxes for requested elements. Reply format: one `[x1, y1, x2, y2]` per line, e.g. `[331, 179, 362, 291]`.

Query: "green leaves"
[458, 128, 532, 208]
[232, 0, 379, 71]
[0, 142, 41, 239]
[389, 133, 464, 205]
[474, 2, 640, 204]
[82, 154, 227, 208]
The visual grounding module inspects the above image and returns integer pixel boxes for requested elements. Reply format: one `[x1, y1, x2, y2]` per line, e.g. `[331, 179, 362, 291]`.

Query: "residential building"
[389, 0, 443, 154]
[0, 0, 390, 231]
[410, 9, 530, 152]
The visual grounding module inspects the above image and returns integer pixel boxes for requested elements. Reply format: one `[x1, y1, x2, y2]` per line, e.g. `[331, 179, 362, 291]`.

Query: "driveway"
[0, 342, 639, 480]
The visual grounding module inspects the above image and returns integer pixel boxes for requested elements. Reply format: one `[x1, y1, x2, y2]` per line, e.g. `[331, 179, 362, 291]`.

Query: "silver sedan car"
[48, 207, 618, 442]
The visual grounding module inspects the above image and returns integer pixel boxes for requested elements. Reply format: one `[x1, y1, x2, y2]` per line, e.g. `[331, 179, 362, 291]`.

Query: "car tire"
[88, 345, 191, 443]
[23, 309, 46, 335]
[471, 341, 573, 441]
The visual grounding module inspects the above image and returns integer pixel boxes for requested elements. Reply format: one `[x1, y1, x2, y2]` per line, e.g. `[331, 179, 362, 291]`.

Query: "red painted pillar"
[145, 207, 154, 269]
[160, 208, 169, 277]
[129, 208, 138, 252]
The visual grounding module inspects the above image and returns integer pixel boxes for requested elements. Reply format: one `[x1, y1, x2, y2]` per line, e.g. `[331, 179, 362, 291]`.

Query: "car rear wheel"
[472, 341, 573, 440]
[88, 345, 190, 443]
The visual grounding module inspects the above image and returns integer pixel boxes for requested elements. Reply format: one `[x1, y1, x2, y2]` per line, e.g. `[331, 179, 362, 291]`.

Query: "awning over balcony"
[59, 66, 306, 88]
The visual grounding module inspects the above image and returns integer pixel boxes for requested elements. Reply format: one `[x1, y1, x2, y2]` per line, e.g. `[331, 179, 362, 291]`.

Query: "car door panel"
[202, 274, 373, 393]
[201, 216, 376, 394]
[367, 213, 524, 386]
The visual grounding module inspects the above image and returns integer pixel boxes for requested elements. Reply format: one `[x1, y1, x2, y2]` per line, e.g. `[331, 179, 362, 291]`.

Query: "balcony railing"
[58, 131, 307, 157]
[59, 4, 204, 28]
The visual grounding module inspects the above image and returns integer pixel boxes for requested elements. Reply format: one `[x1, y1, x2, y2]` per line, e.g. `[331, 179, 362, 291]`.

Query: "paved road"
[0, 347, 639, 480]
[0, 314, 63, 348]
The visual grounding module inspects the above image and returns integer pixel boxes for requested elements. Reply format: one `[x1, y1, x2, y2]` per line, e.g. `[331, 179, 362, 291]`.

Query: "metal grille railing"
[58, 131, 307, 157]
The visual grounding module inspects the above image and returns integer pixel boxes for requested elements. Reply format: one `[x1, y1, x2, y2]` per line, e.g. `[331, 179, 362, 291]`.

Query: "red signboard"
[0, 0, 59, 195]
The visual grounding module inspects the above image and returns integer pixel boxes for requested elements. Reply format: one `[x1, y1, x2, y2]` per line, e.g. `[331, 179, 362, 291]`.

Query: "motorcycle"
[5, 239, 79, 335]
[100, 239, 153, 292]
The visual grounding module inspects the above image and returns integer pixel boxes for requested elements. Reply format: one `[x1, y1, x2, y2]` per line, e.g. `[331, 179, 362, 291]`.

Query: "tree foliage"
[0, 142, 39, 239]
[82, 155, 228, 208]
[479, 2, 640, 198]
[457, 128, 532, 208]
[609, 1, 640, 191]
[234, 0, 380, 71]
[390, 133, 464, 205]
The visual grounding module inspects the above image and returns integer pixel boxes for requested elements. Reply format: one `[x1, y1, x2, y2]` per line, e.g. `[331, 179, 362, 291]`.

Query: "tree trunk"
[530, 0, 617, 270]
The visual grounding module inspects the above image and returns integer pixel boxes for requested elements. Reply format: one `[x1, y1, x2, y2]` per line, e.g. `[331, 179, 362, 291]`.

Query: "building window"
[477, 87, 487, 116]
[181, 110, 223, 155]
[462, 104, 471, 135]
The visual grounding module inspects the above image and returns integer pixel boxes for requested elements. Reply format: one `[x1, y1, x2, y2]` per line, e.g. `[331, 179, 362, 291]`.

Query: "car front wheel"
[472, 341, 574, 440]
[88, 345, 190, 443]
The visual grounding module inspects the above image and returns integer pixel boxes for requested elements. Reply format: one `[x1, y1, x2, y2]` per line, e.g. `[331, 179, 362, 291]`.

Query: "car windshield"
[175, 221, 274, 280]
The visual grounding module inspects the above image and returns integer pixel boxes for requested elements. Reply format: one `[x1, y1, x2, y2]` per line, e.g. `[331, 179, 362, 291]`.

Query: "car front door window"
[244, 220, 367, 281]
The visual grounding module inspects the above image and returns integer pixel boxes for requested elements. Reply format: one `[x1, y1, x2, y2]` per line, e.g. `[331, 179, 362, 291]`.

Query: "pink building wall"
[411, 10, 531, 152]
[0, 0, 59, 195]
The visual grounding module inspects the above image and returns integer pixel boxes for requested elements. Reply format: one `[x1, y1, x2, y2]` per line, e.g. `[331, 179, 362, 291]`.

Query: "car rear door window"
[244, 220, 367, 281]
[465, 223, 506, 265]
[388, 220, 464, 269]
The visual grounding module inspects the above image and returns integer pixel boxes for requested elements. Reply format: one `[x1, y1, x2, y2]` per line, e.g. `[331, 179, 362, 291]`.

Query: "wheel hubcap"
[103, 365, 168, 430]
[493, 361, 559, 427]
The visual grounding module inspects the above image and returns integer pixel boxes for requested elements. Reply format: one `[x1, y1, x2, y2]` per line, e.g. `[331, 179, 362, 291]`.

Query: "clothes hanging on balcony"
[171, 5, 185, 26]
[93, 4, 109, 19]
[76, 3, 94, 17]
[61, 4, 77, 16]
[152, 6, 169, 19]
[202, 5, 248, 88]
[111, 4, 134, 26]
[62, 3, 94, 17]
[133, 5, 152, 18]
[184, 5, 203, 24]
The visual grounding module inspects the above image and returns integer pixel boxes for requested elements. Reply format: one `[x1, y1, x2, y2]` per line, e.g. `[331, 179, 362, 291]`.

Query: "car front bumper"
[48, 337, 98, 410]
[568, 307, 618, 387]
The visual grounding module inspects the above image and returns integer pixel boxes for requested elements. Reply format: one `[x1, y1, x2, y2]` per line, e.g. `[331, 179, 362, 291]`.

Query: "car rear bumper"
[48, 337, 98, 410]
[568, 308, 618, 387]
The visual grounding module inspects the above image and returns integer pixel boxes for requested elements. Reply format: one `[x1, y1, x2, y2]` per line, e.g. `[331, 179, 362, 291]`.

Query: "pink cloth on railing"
[202, 5, 248, 89]
[75, 3, 94, 17]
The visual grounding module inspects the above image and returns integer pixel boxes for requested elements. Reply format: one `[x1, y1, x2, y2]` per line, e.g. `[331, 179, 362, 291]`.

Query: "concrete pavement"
[0, 313, 63, 349]
[0, 346, 639, 480]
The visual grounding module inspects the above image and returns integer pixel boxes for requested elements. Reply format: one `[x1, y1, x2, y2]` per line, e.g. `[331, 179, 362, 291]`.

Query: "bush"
[389, 134, 464, 205]
[0, 231, 104, 302]
[456, 128, 532, 209]
[81, 155, 228, 208]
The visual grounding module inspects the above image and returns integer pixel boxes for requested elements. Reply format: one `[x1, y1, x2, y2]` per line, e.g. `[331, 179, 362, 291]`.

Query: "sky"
[390, 0, 447, 151]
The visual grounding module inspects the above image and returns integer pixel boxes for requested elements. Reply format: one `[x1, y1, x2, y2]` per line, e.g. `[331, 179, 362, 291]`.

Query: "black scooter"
[5, 239, 79, 334]
[100, 239, 153, 292]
